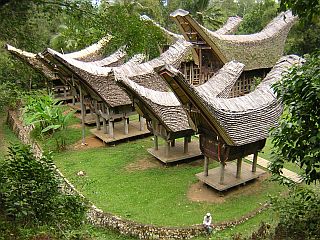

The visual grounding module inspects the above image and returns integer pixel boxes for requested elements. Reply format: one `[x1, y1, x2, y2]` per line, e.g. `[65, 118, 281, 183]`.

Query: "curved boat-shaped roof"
[62, 35, 111, 61]
[158, 55, 303, 146]
[171, 9, 297, 70]
[6, 36, 117, 80]
[45, 39, 192, 108]
[6, 44, 58, 80]
[116, 60, 245, 137]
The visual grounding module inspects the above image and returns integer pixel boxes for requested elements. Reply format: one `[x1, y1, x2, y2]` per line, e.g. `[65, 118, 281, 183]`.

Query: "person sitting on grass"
[203, 212, 213, 234]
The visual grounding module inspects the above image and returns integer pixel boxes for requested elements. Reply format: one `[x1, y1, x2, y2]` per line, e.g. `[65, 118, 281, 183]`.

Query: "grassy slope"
[0, 113, 136, 240]
[53, 137, 285, 227]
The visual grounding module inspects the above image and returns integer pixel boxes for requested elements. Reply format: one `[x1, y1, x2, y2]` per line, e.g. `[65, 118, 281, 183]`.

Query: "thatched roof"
[116, 60, 246, 137]
[44, 38, 192, 109]
[62, 35, 111, 61]
[5, 36, 114, 81]
[115, 71, 192, 136]
[158, 55, 303, 146]
[6, 44, 58, 80]
[171, 9, 296, 70]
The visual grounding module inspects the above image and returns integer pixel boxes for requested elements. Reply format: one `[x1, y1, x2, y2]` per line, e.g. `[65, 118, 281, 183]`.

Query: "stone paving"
[245, 154, 303, 183]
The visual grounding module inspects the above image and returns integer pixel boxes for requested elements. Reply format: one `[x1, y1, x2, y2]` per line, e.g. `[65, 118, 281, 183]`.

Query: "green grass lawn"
[53, 136, 285, 227]
[259, 138, 304, 174]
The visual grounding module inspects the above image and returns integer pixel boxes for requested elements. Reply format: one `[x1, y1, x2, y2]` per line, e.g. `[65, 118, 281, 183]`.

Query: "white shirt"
[203, 215, 212, 226]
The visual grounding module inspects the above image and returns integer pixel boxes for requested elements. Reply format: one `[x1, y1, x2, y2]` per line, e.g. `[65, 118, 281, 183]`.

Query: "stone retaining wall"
[7, 110, 269, 239]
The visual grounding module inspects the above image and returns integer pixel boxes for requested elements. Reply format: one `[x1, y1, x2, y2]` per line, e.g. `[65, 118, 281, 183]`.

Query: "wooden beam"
[183, 136, 189, 153]
[252, 152, 258, 172]
[124, 117, 129, 135]
[165, 141, 170, 157]
[236, 158, 242, 178]
[109, 120, 114, 138]
[204, 156, 209, 176]
[219, 162, 225, 184]
[154, 135, 159, 150]
[94, 101, 101, 131]
[171, 139, 176, 147]
[139, 116, 145, 131]
[79, 86, 86, 145]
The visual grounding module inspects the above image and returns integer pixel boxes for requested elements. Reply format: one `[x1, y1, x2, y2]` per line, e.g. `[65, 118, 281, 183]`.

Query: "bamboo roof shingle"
[171, 9, 297, 70]
[158, 55, 303, 146]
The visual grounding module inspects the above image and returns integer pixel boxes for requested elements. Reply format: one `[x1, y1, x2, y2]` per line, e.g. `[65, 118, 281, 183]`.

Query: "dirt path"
[187, 173, 270, 203]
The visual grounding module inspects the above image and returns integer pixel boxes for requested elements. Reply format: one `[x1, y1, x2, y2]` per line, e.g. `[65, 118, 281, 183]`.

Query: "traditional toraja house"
[115, 60, 245, 163]
[170, 9, 297, 89]
[6, 36, 112, 102]
[46, 39, 193, 147]
[158, 55, 302, 191]
[106, 17, 247, 163]
[43, 48, 148, 144]
[115, 71, 198, 163]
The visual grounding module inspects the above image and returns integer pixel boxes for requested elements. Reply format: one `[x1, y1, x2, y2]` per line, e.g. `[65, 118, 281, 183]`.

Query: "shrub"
[0, 143, 87, 226]
[270, 187, 320, 240]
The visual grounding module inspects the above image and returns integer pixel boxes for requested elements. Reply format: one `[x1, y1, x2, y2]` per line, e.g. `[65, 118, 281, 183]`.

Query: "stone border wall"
[7, 110, 269, 239]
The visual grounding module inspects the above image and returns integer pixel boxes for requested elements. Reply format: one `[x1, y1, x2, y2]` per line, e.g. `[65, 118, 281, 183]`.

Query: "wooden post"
[154, 135, 158, 150]
[236, 158, 242, 178]
[139, 116, 145, 131]
[204, 156, 209, 176]
[95, 101, 101, 131]
[109, 120, 114, 138]
[220, 162, 225, 184]
[183, 136, 189, 153]
[79, 86, 86, 145]
[124, 117, 129, 135]
[252, 152, 258, 172]
[165, 141, 170, 157]
[171, 139, 175, 147]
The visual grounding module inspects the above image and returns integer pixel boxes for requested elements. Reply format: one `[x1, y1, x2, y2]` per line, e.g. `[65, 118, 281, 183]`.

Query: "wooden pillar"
[219, 162, 225, 184]
[236, 158, 242, 178]
[139, 116, 145, 131]
[165, 141, 170, 157]
[79, 87, 86, 145]
[109, 120, 114, 138]
[204, 156, 209, 176]
[154, 135, 158, 150]
[95, 101, 101, 131]
[171, 139, 175, 147]
[252, 152, 258, 172]
[183, 136, 189, 153]
[124, 117, 129, 135]
[72, 87, 76, 105]
[63, 86, 67, 99]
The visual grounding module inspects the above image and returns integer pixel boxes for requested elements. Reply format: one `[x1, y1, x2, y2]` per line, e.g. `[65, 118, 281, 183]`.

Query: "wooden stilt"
[204, 156, 209, 176]
[154, 135, 158, 150]
[236, 158, 242, 178]
[171, 139, 175, 147]
[139, 116, 145, 131]
[183, 136, 189, 153]
[252, 152, 258, 172]
[165, 141, 170, 157]
[79, 87, 86, 145]
[109, 120, 114, 138]
[102, 118, 107, 134]
[124, 117, 129, 135]
[95, 101, 101, 131]
[219, 162, 225, 184]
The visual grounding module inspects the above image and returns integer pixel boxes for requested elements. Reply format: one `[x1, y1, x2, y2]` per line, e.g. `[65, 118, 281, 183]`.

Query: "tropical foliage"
[0, 143, 87, 225]
[23, 94, 75, 150]
[270, 51, 320, 184]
